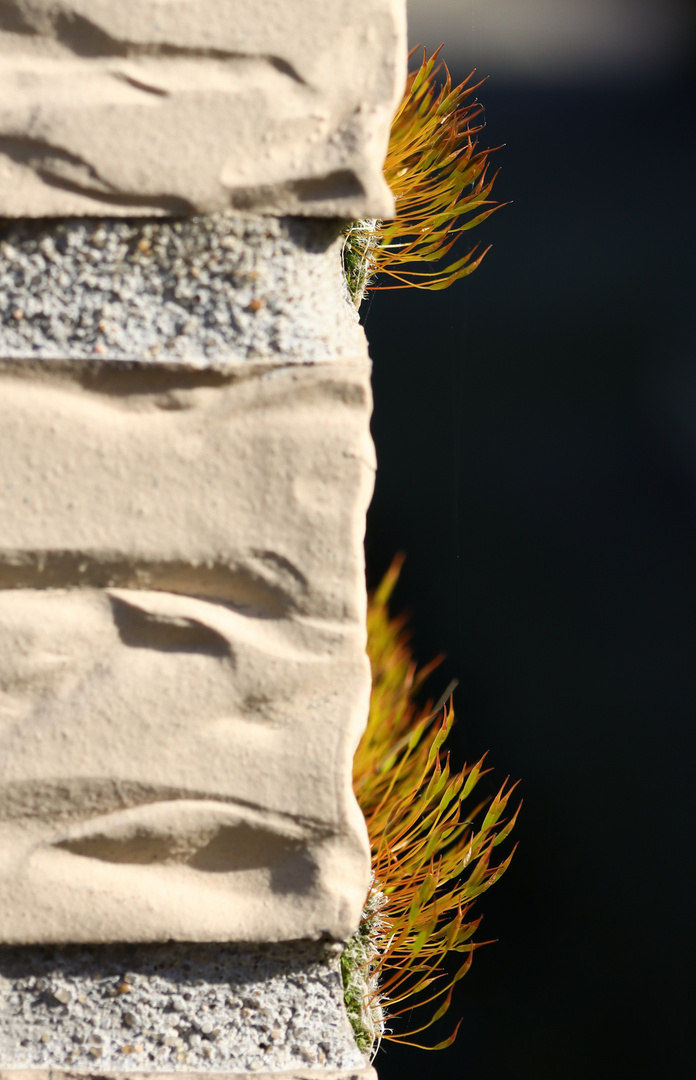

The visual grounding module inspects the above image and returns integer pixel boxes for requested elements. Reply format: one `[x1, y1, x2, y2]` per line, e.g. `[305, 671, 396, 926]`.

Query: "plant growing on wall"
[346, 560, 519, 1054]
[343, 47, 515, 1056]
[343, 47, 504, 305]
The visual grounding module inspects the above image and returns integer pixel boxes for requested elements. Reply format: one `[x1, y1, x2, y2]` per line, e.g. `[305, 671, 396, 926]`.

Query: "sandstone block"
[0, 358, 375, 944]
[0, 0, 407, 218]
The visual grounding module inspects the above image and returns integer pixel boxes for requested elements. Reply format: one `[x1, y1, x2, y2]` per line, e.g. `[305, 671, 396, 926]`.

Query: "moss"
[350, 560, 520, 1051]
[340, 886, 387, 1058]
[343, 48, 503, 306]
[342, 218, 379, 306]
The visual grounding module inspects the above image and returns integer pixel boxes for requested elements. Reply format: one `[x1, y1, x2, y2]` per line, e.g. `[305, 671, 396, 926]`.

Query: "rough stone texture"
[0, 1074, 375, 1080]
[0, 358, 372, 619]
[0, 1073, 375, 1080]
[0, 213, 375, 947]
[0, 943, 370, 1074]
[0, 202, 378, 1060]
[0, 216, 364, 363]
[0, 0, 406, 219]
[0, 355, 375, 945]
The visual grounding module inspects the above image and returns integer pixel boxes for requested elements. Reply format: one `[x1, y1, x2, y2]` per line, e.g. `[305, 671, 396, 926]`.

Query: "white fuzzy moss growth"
[340, 885, 387, 1058]
[342, 219, 380, 307]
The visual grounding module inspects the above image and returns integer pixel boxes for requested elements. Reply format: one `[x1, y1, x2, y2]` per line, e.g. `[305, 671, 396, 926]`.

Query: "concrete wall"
[0, 3, 407, 1075]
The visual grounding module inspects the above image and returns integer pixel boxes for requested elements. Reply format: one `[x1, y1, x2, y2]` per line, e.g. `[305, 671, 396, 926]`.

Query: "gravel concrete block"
[0, 943, 372, 1075]
[0, 215, 364, 364]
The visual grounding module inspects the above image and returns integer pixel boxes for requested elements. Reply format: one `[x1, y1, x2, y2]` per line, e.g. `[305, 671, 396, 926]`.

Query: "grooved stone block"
[0, 358, 375, 944]
[0, 359, 373, 621]
[0, 0, 406, 218]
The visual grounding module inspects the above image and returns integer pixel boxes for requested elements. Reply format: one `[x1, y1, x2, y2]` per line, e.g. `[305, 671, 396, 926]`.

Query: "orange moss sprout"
[343, 48, 504, 304]
[345, 558, 520, 1053]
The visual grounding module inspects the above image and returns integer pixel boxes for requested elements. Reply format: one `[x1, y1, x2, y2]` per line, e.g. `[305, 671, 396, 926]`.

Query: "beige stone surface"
[0, 359, 373, 622]
[0, 358, 375, 944]
[0, 0, 406, 218]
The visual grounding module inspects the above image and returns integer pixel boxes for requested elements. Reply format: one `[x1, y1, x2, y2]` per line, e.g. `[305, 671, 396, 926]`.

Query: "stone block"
[0, 358, 375, 944]
[0, 0, 407, 218]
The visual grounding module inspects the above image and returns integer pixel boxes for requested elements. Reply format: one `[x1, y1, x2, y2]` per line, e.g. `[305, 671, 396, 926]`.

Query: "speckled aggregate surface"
[0, 943, 365, 1073]
[0, 216, 362, 365]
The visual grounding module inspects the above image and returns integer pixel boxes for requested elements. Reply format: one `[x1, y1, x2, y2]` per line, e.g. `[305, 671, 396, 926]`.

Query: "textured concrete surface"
[0, 204, 376, 1065]
[0, 358, 374, 945]
[0, 1073, 376, 1080]
[0, 215, 363, 363]
[0, 0, 405, 218]
[0, 943, 367, 1073]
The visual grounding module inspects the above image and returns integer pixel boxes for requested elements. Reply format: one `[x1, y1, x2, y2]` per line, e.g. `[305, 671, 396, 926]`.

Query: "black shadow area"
[365, 67, 696, 1080]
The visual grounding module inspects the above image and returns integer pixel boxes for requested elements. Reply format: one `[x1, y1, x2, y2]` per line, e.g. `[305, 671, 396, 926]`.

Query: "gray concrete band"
[0, 215, 361, 364]
[0, 944, 366, 1074]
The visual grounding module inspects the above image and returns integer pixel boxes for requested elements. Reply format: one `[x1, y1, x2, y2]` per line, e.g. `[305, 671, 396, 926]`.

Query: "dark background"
[363, 41, 696, 1080]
